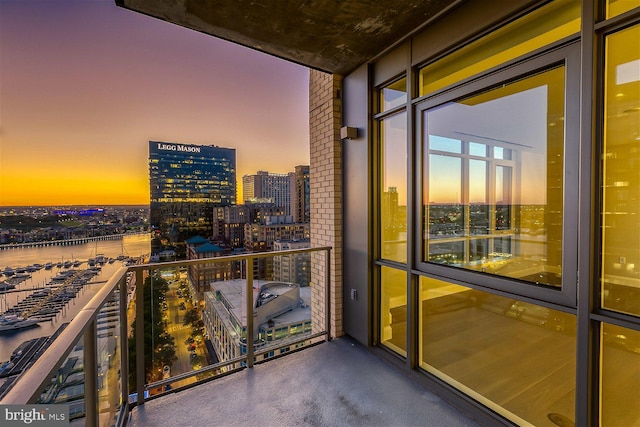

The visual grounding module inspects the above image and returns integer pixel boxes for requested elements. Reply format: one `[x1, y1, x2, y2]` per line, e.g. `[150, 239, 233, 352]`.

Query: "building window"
[600, 323, 640, 425]
[419, 275, 576, 426]
[380, 77, 407, 112]
[421, 65, 567, 289]
[601, 23, 640, 317]
[380, 111, 407, 264]
[605, 0, 640, 18]
[418, 0, 580, 96]
[380, 266, 407, 357]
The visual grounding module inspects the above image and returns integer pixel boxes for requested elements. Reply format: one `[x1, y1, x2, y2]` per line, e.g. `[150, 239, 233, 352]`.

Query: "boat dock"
[1, 268, 103, 321]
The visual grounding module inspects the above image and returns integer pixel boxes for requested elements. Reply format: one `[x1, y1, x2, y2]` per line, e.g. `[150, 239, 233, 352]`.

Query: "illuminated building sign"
[157, 142, 201, 153]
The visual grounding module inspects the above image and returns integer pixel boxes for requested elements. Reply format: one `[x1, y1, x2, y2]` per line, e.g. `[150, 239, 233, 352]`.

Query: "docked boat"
[0, 281, 17, 292]
[0, 315, 40, 333]
[44, 262, 53, 270]
[3, 267, 15, 276]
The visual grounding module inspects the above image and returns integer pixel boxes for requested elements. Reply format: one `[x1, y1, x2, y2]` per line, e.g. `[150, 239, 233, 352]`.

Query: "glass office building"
[149, 141, 236, 248]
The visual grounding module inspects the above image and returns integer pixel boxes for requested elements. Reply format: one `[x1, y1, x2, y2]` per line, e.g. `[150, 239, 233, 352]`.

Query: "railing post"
[119, 273, 129, 419]
[246, 258, 254, 368]
[84, 319, 98, 427]
[135, 268, 145, 405]
[325, 248, 332, 341]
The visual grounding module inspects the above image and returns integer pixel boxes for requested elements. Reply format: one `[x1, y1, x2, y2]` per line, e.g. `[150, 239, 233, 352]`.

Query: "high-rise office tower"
[149, 141, 236, 252]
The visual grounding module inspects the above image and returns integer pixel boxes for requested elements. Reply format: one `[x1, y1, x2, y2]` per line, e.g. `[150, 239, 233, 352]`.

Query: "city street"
[161, 276, 207, 384]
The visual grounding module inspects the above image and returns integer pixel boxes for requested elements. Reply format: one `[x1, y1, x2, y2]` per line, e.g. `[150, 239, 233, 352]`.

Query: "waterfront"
[0, 233, 150, 361]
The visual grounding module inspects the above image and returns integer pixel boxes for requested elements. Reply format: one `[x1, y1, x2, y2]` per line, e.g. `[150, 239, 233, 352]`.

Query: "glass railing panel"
[164, 261, 227, 383]
[2, 248, 330, 414]
[97, 288, 122, 427]
[251, 252, 321, 362]
[132, 266, 184, 397]
[201, 258, 247, 372]
[36, 335, 87, 425]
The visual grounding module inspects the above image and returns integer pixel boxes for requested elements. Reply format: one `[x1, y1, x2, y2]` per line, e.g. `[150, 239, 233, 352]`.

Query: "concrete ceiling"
[115, 0, 459, 75]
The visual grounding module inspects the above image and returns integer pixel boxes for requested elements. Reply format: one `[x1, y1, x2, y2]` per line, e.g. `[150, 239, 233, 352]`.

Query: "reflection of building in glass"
[381, 186, 407, 261]
[273, 239, 311, 286]
[149, 141, 236, 251]
[423, 70, 565, 287]
[202, 280, 312, 363]
[382, 186, 399, 229]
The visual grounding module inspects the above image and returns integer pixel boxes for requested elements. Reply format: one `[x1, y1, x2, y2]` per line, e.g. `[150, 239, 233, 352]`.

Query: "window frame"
[413, 42, 581, 307]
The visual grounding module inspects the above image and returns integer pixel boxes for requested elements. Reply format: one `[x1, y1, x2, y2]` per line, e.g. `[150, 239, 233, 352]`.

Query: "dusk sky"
[0, 0, 310, 207]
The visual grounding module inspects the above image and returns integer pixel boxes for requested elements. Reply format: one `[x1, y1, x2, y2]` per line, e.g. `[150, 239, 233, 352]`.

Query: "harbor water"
[0, 233, 150, 361]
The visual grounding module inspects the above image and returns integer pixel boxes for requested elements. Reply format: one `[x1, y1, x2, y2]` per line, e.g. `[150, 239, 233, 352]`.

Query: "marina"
[0, 232, 145, 251]
[0, 233, 150, 361]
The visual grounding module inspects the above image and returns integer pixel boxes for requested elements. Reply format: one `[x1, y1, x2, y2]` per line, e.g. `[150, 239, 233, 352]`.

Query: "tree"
[183, 308, 200, 327]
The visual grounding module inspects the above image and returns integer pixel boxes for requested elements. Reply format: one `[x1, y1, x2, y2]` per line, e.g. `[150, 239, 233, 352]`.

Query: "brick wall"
[309, 69, 344, 338]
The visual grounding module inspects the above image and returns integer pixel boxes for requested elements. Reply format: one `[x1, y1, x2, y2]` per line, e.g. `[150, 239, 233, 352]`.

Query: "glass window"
[380, 78, 407, 111]
[381, 112, 407, 263]
[606, 0, 640, 19]
[601, 24, 640, 316]
[419, 276, 576, 426]
[380, 266, 407, 356]
[600, 323, 640, 426]
[422, 66, 566, 288]
[419, 0, 580, 96]
[469, 142, 487, 157]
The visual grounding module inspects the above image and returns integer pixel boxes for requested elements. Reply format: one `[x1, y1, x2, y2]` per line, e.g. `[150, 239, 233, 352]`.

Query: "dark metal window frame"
[413, 42, 581, 308]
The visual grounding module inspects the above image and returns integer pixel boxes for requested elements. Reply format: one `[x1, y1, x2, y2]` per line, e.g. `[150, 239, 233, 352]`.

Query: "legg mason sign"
[156, 142, 201, 153]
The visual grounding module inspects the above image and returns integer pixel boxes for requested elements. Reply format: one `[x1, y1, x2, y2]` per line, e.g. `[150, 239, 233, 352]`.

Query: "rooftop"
[128, 336, 480, 427]
[194, 242, 224, 254]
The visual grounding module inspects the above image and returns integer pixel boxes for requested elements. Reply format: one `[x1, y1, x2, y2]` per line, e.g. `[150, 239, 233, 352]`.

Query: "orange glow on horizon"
[0, 1, 309, 208]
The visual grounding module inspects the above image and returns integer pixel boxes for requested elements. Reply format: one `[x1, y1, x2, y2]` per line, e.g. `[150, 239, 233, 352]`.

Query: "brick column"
[309, 69, 344, 338]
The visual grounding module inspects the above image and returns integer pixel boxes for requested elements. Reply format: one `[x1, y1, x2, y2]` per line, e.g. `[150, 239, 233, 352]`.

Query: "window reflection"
[380, 78, 407, 111]
[422, 66, 565, 288]
[419, 276, 576, 426]
[418, 0, 579, 96]
[601, 24, 640, 316]
[600, 323, 640, 426]
[381, 112, 407, 263]
[380, 267, 407, 356]
[606, 0, 640, 19]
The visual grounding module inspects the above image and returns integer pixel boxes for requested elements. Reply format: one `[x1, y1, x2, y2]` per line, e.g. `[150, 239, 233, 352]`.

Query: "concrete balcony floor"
[128, 336, 480, 427]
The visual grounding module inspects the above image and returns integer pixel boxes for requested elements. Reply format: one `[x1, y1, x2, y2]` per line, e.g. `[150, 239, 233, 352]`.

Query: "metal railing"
[1, 247, 332, 427]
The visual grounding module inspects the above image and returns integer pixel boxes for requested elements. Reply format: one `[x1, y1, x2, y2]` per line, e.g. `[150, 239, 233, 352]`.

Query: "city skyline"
[0, 0, 310, 207]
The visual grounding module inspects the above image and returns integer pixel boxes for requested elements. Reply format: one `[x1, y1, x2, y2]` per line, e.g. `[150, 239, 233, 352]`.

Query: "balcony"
[128, 336, 478, 427]
[0, 247, 477, 426]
